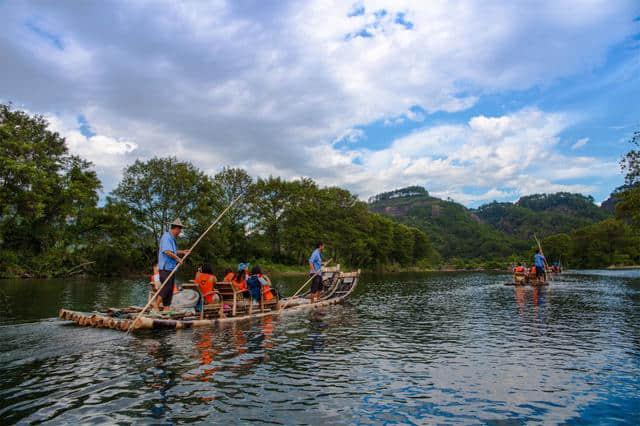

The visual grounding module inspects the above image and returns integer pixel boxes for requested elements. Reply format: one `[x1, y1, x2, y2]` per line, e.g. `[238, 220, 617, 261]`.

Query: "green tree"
[247, 177, 297, 261]
[110, 157, 223, 242]
[617, 131, 640, 229]
[0, 104, 102, 276]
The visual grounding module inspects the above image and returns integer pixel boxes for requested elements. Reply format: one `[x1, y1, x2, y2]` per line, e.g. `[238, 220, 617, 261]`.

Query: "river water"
[1, 270, 639, 424]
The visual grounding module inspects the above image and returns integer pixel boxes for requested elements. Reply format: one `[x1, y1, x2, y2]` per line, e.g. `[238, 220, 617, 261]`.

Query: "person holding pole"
[308, 242, 324, 303]
[157, 218, 191, 311]
[533, 248, 546, 283]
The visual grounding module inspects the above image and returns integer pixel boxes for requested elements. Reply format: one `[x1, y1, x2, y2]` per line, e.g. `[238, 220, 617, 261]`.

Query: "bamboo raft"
[59, 267, 359, 331]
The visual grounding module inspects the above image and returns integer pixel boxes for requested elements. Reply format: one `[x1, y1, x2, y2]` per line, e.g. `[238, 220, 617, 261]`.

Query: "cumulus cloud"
[326, 108, 613, 201]
[0, 0, 637, 203]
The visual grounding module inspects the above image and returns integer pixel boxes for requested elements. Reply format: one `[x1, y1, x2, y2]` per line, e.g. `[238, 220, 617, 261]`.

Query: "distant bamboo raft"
[59, 268, 359, 331]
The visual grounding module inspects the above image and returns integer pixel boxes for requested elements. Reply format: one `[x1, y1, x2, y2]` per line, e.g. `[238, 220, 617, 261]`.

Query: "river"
[1, 270, 639, 424]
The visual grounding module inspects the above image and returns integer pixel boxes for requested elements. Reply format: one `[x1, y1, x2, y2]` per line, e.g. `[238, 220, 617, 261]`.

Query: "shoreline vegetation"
[1, 104, 639, 279]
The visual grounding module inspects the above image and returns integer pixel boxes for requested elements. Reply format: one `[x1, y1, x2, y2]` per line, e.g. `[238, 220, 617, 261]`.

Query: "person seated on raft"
[150, 263, 162, 310]
[246, 265, 274, 305]
[513, 262, 526, 284]
[230, 263, 250, 293]
[194, 263, 219, 304]
[149, 263, 180, 311]
[513, 262, 525, 274]
[222, 267, 234, 282]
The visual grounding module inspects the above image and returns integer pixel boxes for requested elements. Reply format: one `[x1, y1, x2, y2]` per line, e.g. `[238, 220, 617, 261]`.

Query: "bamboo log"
[59, 274, 359, 332]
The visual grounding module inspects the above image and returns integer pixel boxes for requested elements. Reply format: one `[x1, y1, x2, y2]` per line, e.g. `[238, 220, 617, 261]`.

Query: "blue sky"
[1, 1, 639, 206]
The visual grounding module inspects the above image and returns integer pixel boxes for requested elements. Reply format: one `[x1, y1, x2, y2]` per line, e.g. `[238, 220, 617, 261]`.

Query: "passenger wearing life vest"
[222, 268, 234, 283]
[247, 265, 274, 304]
[194, 263, 217, 304]
[231, 263, 249, 292]
[514, 263, 525, 274]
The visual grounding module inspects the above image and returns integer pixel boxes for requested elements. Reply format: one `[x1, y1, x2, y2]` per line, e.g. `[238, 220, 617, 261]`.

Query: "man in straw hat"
[157, 218, 191, 311]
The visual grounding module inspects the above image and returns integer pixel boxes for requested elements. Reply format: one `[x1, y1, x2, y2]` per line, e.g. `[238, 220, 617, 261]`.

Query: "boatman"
[157, 218, 191, 311]
[534, 249, 546, 283]
[308, 242, 324, 303]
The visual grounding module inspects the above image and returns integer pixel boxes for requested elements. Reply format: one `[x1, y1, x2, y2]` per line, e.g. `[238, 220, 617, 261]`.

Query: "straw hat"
[169, 218, 186, 228]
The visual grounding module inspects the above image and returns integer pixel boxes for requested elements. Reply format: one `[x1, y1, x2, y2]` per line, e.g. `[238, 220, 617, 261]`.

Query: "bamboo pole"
[280, 259, 332, 310]
[127, 193, 244, 333]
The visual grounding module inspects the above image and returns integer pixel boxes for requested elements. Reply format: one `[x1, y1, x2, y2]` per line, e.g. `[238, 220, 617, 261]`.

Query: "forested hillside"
[368, 181, 639, 268]
[368, 189, 529, 261]
[474, 193, 611, 239]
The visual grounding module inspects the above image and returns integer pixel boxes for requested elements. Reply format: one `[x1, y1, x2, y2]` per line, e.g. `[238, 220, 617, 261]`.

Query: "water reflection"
[0, 271, 639, 424]
[514, 285, 548, 319]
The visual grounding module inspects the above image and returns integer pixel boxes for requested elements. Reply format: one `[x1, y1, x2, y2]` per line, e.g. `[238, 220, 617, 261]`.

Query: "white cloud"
[320, 108, 611, 202]
[334, 128, 365, 144]
[0, 0, 637, 204]
[571, 137, 589, 149]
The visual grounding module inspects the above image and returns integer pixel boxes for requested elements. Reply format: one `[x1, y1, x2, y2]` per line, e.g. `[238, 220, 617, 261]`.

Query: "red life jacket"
[514, 266, 525, 273]
[531, 266, 537, 274]
[195, 272, 216, 304]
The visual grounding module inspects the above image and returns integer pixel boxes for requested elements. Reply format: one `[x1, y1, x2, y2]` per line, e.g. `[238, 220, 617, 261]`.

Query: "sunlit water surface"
[1, 270, 639, 424]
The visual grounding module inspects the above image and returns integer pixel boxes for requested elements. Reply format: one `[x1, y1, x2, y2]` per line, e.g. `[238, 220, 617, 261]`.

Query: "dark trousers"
[158, 270, 175, 307]
[311, 274, 323, 293]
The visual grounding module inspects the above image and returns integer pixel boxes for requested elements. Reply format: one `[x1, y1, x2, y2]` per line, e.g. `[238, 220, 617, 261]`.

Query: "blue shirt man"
[156, 218, 190, 310]
[309, 246, 323, 275]
[534, 252, 546, 269]
[308, 242, 324, 303]
[158, 231, 178, 271]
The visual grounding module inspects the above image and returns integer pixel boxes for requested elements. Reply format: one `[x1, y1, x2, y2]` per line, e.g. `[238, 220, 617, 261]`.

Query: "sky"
[1, 0, 639, 207]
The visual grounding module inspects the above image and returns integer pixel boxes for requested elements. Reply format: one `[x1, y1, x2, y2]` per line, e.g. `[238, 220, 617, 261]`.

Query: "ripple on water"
[0, 271, 639, 423]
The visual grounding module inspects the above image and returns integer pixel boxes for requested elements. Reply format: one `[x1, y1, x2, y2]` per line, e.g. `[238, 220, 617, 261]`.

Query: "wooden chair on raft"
[214, 281, 246, 317]
[181, 281, 224, 319]
[248, 285, 279, 315]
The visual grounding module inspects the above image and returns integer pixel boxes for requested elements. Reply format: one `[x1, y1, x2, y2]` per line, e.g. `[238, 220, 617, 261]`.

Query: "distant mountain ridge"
[368, 186, 613, 261]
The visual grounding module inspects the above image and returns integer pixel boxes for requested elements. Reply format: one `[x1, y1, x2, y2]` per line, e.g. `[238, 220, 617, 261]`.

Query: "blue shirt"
[534, 253, 546, 268]
[158, 231, 177, 271]
[309, 248, 322, 274]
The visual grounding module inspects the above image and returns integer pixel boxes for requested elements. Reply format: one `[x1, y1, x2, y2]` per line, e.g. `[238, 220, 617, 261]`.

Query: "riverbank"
[4, 260, 639, 280]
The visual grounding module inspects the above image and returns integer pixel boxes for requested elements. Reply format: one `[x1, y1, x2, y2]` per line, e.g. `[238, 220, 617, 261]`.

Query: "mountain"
[368, 187, 613, 261]
[368, 188, 528, 260]
[474, 193, 611, 239]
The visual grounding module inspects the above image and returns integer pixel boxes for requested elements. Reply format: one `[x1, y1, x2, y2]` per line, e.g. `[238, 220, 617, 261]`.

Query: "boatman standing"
[157, 218, 191, 311]
[534, 249, 546, 283]
[308, 242, 324, 303]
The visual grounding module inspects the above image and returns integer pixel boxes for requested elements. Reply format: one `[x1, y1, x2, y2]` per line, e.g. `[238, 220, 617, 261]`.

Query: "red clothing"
[195, 272, 216, 304]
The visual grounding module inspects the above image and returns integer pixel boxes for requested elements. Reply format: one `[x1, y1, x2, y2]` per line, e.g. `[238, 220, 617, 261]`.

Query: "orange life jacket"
[530, 266, 536, 274]
[230, 272, 247, 291]
[256, 273, 274, 301]
[514, 266, 524, 273]
[224, 272, 234, 282]
[195, 272, 216, 304]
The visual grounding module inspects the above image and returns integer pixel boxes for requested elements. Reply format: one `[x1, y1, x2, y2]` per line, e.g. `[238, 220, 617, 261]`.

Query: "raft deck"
[59, 269, 359, 331]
